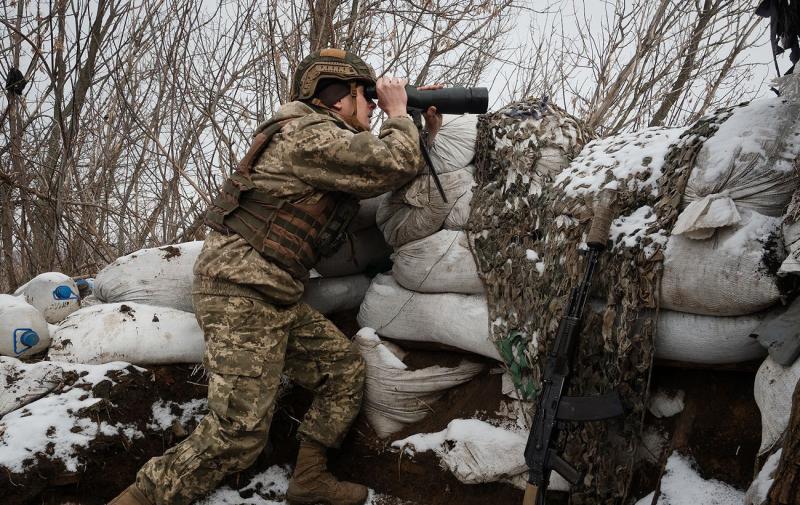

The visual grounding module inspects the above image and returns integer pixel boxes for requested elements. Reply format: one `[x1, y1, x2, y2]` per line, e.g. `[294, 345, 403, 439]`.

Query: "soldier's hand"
[423, 106, 442, 145]
[376, 76, 408, 118]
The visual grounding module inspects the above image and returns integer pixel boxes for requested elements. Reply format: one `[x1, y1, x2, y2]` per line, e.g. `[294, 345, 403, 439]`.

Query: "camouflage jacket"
[194, 101, 424, 304]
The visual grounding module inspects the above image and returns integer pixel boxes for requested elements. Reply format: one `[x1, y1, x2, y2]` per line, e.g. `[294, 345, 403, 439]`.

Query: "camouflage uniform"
[135, 100, 423, 505]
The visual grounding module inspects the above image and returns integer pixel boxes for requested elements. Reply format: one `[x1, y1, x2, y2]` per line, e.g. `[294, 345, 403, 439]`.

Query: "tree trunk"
[767, 379, 800, 504]
[649, 0, 715, 127]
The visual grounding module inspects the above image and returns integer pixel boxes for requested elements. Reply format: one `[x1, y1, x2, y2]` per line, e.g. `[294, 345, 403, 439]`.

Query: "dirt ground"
[0, 311, 763, 505]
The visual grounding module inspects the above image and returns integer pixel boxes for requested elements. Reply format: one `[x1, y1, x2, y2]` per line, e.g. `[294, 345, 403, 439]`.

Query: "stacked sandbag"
[15, 272, 81, 323]
[94, 205, 390, 317]
[0, 294, 52, 358]
[94, 241, 202, 313]
[377, 114, 478, 249]
[553, 84, 800, 363]
[47, 302, 205, 365]
[354, 328, 484, 437]
[358, 274, 499, 360]
[363, 108, 587, 360]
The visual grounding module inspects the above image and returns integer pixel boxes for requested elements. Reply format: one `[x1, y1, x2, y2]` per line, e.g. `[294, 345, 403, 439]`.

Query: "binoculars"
[364, 85, 489, 115]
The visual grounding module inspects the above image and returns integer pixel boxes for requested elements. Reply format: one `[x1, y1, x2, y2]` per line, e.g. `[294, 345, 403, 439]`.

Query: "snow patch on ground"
[148, 398, 208, 431]
[649, 390, 685, 418]
[197, 464, 403, 505]
[635, 452, 745, 505]
[0, 361, 144, 473]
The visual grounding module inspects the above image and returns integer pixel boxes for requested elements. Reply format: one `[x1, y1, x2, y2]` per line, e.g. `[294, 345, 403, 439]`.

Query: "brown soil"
[160, 245, 182, 260]
[0, 311, 763, 505]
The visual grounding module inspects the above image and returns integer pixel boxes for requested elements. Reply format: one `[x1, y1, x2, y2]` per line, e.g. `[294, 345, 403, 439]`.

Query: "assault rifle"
[522, 191, 626, 505]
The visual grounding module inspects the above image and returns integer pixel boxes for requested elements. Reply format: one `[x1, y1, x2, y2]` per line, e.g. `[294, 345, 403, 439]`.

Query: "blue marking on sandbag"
[52, 285, 79, 301]
[13, 328, 39, 355]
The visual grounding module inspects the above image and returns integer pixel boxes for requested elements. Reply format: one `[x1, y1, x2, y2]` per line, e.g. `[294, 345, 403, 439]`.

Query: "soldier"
[110, 48, 431, 505]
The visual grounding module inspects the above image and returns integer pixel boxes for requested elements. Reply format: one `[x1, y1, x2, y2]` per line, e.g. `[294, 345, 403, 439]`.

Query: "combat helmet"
[290, 48, 377, 102]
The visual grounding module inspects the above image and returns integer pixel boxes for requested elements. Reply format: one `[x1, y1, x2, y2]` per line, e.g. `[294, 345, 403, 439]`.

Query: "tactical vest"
[205, 120, 359, 280]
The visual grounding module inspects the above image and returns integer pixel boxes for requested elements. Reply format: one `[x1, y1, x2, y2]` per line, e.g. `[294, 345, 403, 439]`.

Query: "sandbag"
[674, 95, 800, 239]
[0, 357, 63, 417]
[357, 274, 499, 360]
[355, 328, 484, 438]
[377, 167, 474, 249]
[48, 302, 204, 365]
[314, 226, 392, 277]
[301, 274, 372, 315]
[392, 230, 483, 294]
[95, 241, 202, 313]
[754, 355, 800, 455]
[427, 114, 479, 174]
[660, 209, 784, 316]
[0, 295, 52, 358]
[18, 272, 80, 323]
[444, 178, 473, 230]
[358, 276, 768, 364]
[391, 418, 569, 491]
[653, 309, 768, 364]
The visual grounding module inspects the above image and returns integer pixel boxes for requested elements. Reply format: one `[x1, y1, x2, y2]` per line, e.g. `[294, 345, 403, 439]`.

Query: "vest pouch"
[205, 173, 257, 231]
[316, 197, 360, 257]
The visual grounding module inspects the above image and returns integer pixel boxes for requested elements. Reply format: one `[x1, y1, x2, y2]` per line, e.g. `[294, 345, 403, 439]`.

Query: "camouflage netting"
[467, 97, 738, 504]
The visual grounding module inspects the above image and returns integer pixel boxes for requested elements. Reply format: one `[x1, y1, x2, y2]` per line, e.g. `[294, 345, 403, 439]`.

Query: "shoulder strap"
[236, 120, 290, 177]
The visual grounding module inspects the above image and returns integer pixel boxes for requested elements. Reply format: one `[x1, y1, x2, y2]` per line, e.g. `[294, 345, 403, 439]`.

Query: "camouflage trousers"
[135, 293, 366, 505]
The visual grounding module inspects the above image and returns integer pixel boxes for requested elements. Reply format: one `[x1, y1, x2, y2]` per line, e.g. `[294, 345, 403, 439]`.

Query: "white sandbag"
[0, 295, 52, 358]
[357, 274, 499, 360]
[675, 93, 800, 239]
[754, 355, 800, 455]
[95, 241, 202, 313]
[301, 274, 371, 315]
[661, 209, 784, 316]
[0, 357, 63, 417]
[392, 230, 483, 294]
[654, 309, 768, 364]
[19, 272, 80, 323]
[391, 418, 569, 491]
[427, 114, 479, 174]
[377, 167, 474, 249]
[314, 226, 392, 277]
[444, 178, 473, 230]
[48, 302, 204, 365]
[355, 328, 484, 438]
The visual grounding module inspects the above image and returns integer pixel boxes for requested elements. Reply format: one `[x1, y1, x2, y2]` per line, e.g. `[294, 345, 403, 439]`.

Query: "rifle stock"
[523, 483, 539, 505]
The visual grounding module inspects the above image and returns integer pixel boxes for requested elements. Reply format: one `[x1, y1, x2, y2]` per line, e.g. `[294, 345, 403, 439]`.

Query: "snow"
[197, 464, 399, 505]
[525, 249, 539, 262]
[608, 205, 668, 258]
[745, 449, 782, 505]
[698, 96, 800, 184]
[148, 398, 208, 431]
[635, 452, 745, 505]
[555, 127, 684, 198]
[648, 390, 685, 418]
[0, 361, 144, 473]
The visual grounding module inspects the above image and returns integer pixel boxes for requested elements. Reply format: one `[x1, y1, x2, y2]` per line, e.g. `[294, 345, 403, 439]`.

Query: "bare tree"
[0, 0, 516, 292]
[508, 0, 767, 135]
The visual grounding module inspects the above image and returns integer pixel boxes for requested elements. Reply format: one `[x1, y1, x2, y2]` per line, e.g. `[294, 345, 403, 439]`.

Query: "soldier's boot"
[107, 484, 153, 505]
[286, 440, 368, 505]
